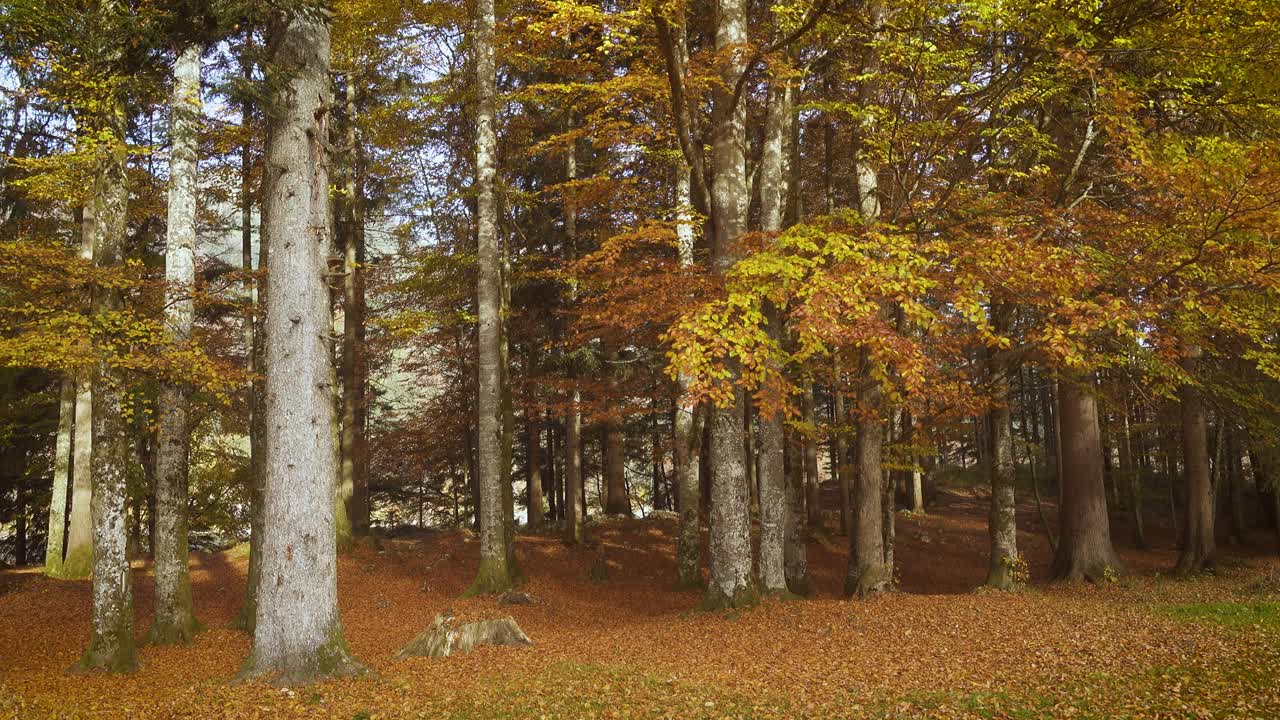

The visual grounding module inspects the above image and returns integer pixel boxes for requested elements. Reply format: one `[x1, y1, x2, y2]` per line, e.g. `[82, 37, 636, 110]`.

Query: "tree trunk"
[782, 426, 811, 595]
[467, 0, 515, 595]
[1174, 358, 1214, 573]
[1052, 375, 1124, 582]
[149, 45, 203, 645]
[239, 11, 364, 684]
[672, 165, 703, 586]
[702, 0, 756, 610]
[1121, 396, 1145, 548]
[835, 389, 852, 535]
[801, 386, 821, 529]
[44, 378, 75, 575]
[985, 304, 1018, 590]
[562, 142, 584, 546]
[337, 77, 370, 551]
[846, 371, 889, 597]
[526, 416, 544, 530]
[64, 206, 96, 581]
[602, 346, 631, 516]
[233, 54, 265, 632]
[75, 98, 137, 674]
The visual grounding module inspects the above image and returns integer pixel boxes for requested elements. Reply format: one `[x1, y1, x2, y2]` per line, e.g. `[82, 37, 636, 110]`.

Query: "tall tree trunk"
[562, 138, 585, 546]
[1174, 354, 1214, 573]
[702, 0, 756, 610]
[985, 304, 1018, 590]
[467, 0, 515, 594]
[673, 167, 703, 587]
[755, 72, 790, 594]
[233, 51, 266, 632]
[149, 45, 203, 645]
[75, 97, 137, 674]
[64, 205, 96, 581]
[1052, 375, 1124, 582]
[239, 10, 364, 684]
[1121, 395, 1145, 548]
[337, 77, 370, 550]
[846, 369, 889, 597]
[44, 378, 75, 576]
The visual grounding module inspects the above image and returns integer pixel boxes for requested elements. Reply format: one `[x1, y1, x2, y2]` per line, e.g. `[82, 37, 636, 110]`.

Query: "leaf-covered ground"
[2, 491, 1278, 719]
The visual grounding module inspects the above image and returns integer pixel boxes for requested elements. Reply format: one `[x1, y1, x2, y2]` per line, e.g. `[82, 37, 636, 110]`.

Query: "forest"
[0, 0, 1279, 717]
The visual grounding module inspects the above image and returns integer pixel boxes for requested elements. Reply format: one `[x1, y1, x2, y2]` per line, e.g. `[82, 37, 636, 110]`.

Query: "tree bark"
[238, 10, 364, 684]
[337, 77, 370, 551]
[1052, 375, 1124, 582]
[75, 98, 137, 674]
[1120, 395, 1145, 548]
[526, 415, 544, 530]
[44, 378, 75, 576]
[703, 0, 756, 610]
[149, 44, 203, 645]
[233, 51, 265, 632]
[466, 0, 515, 595]
[985, 304, 1018, 590]
[1174, 354, 1214, 573]
[602, 345, 632, 516]
[64, 205, 96, 581]
[784, 426, 811, 594]
[846, 372, 889, 597]
[672, 166, 703, 587]
[801, 386, 821, 528]
[755, 73, 790, 594]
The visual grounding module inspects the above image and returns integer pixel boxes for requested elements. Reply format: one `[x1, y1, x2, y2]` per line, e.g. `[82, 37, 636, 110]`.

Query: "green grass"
[1159, 601, 1280, 630]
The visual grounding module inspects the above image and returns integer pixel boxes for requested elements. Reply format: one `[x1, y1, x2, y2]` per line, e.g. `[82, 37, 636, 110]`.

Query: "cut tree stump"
[396, 614, 532, 658]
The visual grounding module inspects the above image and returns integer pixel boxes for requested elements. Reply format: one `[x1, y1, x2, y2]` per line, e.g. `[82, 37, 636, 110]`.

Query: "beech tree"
[148, 43, 203, 646]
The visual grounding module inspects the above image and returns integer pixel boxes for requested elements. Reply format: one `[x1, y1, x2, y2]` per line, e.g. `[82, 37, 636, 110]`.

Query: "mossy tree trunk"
[149, 44, 203, 645]
[238, 9, 364, 684]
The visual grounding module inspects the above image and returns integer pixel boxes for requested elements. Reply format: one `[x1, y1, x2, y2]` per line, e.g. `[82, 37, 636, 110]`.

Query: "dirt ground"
[2, 490, 1278, 719]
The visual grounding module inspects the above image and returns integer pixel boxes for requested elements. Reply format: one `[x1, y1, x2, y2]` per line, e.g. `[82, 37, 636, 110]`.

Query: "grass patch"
[1159, 601, 1280, 630]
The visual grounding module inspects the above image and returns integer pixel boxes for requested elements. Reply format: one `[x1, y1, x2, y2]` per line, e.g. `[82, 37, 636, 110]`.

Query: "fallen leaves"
[1, 494, 1278, 719]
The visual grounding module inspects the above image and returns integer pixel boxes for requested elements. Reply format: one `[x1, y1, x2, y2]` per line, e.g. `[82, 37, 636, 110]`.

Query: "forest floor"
[2, 488, 1279, 719]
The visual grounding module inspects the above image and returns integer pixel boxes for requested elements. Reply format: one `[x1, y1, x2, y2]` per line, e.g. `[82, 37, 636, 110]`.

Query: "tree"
[1174, 350, 1214, 574]
[43, 378, 73, 576]
[239, 6, 365, 684]
[466, 0, 516, 595]
[702, 0, 756, 610]
[75, 95, 137, 674]
[148, 43, 203, 646]
[1052, 375, 1123, 582]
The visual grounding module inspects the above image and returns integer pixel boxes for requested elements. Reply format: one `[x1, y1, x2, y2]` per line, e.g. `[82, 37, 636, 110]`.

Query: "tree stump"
[396, 613, 532, 658]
